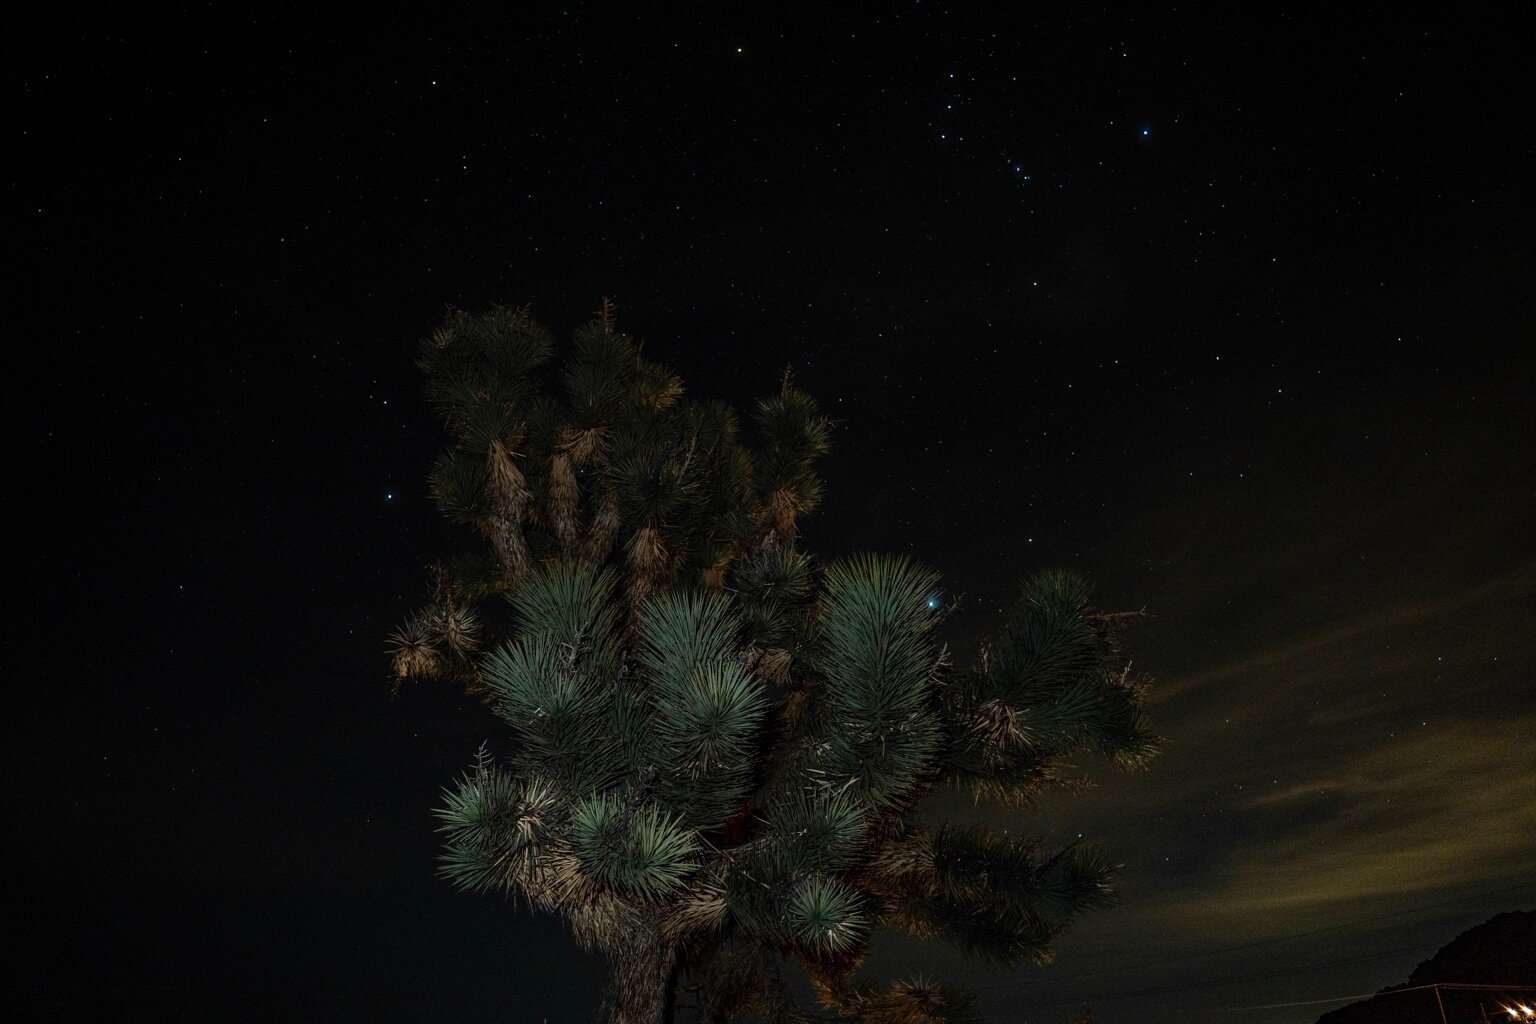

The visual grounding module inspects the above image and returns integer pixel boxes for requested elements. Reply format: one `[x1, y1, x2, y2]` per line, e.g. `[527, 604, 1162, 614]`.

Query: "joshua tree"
[390, 302, 1159, 1023]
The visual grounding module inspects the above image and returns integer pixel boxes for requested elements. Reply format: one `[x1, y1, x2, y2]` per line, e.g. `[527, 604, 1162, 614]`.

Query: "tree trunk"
[598, 938, 678, 1024]
[661, 957, 680, 1024]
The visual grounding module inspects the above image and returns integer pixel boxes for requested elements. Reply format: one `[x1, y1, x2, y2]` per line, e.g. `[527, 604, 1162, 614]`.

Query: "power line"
[1226, 983, 1536, 1013]
[1087, 882, 1533, 976]
[1000, 942, 1440, 1011]
[971, 882, 1534, 1018]
[978, 881, 1534, 996]
[1221, 991, 1410, 1012]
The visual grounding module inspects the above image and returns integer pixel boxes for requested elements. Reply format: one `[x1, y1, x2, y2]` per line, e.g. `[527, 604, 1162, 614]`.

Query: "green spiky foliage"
[395, 304, 1159, 1024]
[388, 301, 819, 695]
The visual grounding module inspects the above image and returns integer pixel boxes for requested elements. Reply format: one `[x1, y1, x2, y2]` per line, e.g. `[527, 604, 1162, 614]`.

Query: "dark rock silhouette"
[1315, 910, 1533, 1024]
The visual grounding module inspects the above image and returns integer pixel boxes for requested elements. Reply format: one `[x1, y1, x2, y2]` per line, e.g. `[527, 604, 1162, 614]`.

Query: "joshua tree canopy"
[390, 302, 1159, 1024]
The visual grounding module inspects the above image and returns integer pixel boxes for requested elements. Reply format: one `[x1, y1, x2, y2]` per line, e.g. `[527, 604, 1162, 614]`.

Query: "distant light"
[927, 597, 940, 610]
[1141, 126, 1151, 137]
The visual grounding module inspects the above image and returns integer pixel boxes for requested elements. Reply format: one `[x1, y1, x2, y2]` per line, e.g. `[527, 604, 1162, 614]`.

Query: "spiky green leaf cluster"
[636, 589, 768, 827]
[806, 555, 946, 812]
[570, 795, 699, 899]
[435, 749, 558, 897]
[787, 875, 868, 955]
[869, 824, 1121, 967]
[940, 570, 1159, 807]
[392, 305, 835, 696]
[760, 789, 869, 873]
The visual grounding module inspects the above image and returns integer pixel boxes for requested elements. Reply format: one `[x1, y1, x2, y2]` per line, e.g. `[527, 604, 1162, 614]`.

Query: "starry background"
[13, 6, 1535, 1023]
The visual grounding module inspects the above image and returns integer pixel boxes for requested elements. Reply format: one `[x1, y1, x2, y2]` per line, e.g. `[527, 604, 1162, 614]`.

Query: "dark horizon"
[14, 6, 1534, 1022]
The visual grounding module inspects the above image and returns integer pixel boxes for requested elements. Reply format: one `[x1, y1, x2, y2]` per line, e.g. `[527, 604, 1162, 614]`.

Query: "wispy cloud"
[1191, 715, 1536, 918]
[1157, 564, 1536, 703]
[1030, 562, 1536, 943]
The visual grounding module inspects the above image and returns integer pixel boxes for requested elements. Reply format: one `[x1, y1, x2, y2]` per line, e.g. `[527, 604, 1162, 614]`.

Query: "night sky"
[15, 7, 1534, 1023]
